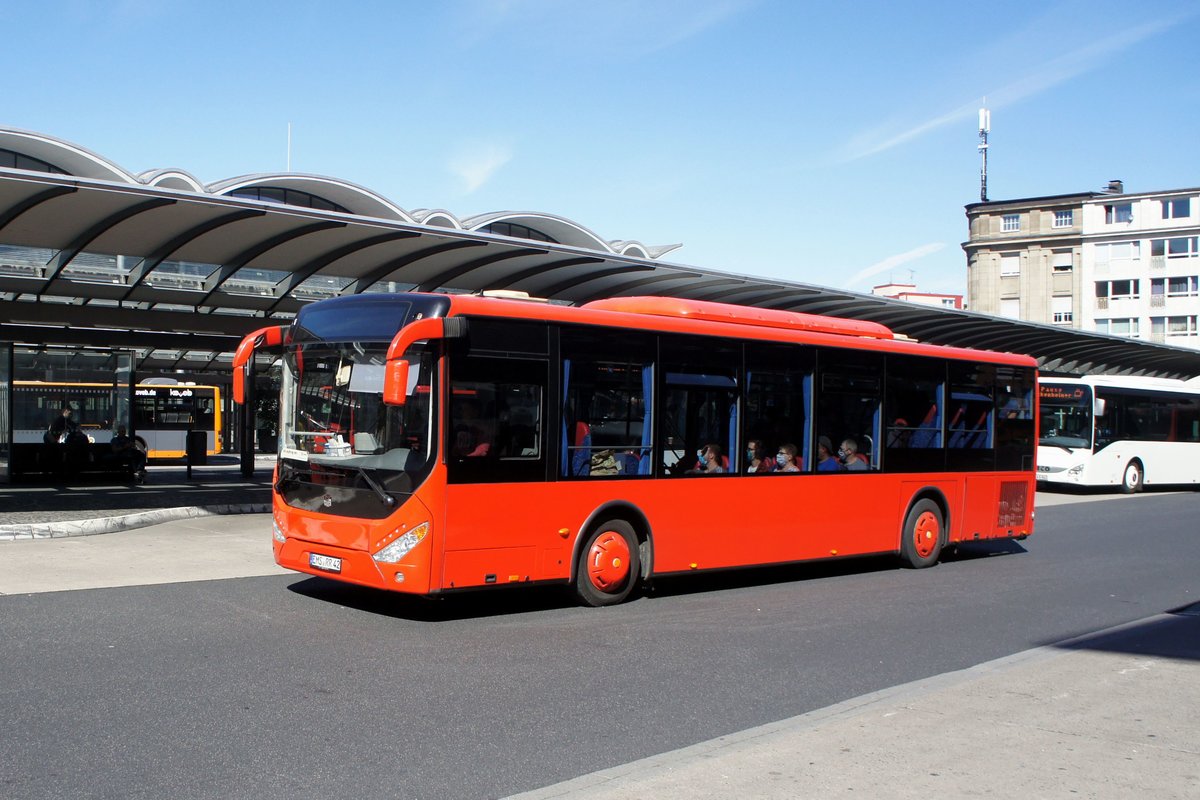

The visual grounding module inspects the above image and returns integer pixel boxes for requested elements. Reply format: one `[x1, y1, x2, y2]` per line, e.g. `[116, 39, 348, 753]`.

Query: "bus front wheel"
[900, 498, 943, 569]
[575, 520, 640, 607]
[1121, 461, 1143, 494]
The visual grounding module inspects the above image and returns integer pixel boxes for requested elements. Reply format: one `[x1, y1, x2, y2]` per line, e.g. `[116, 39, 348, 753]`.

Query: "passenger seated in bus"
[745, 439, 773, 473]
[816, 436, 841, 471]
[688, 443, 726, 474]
[774, 443, 801, 472]
[840, 438, 869, 470]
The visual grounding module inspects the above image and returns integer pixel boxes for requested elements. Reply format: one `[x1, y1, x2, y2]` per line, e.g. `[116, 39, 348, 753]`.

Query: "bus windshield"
[276, 341, 436, 519]
[1039, 382, 1092, 450]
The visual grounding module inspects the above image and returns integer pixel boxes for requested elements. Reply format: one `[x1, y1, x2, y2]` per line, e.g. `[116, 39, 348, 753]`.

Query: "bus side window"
[815, 350, 882, 472]
[745, 342, 813, 475]
[884, 355, 944, 473]
[995, 366, 1036, 471]
[446, 355, 547, 485]
[660, 336, 739, 477]
[561, 327, 655, 479]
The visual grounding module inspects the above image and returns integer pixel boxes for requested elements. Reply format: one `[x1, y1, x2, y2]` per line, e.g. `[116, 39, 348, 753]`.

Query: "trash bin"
[186, 430, 209, 466]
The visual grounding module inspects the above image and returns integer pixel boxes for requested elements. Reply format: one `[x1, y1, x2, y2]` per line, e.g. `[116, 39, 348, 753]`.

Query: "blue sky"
[5, 0, 1199, 297]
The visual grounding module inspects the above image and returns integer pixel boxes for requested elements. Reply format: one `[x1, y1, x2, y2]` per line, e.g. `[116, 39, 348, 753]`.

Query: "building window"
[1161, 198, 1191, 219]
[1053, 210, 1074, 228]
[1051, 296, 1073, 324]
[1094, 241, 1140, 265]
[999, 298, 1020, 319]
[1167, 275, 1199, 296]
[1150, 237, 1199, 259]
[1001, 214, 1020, 232]
[1105, 203, 1133, 224]
[1171, 316, 1198, 335]
[1095, 318, 1140, 336]
[1052, 251, 1073, 272]
[1095, 280, 1140, 301]
[999, 253, 1020, 276]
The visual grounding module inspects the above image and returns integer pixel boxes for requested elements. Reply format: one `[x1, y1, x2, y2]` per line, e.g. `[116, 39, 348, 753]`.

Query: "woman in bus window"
[746, 439, 773, 473]
[775, 443, 801, 472]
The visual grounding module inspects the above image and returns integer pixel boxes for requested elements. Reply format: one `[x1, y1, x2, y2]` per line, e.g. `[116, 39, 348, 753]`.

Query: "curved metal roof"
[1, 135, 1199, 379]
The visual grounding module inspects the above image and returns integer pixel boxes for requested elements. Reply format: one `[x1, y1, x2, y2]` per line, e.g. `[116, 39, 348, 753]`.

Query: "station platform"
[0, 454, 274, 539]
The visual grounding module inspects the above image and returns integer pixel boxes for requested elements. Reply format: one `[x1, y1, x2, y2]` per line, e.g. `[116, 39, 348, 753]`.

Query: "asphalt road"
[1, 491, 1197, 800]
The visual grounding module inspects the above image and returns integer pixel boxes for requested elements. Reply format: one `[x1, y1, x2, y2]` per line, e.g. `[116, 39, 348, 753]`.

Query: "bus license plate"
[309, 553, 342, 573]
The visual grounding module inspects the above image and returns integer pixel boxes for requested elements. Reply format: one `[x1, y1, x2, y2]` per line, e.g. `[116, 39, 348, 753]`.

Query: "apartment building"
[964, 182, 1200, 350]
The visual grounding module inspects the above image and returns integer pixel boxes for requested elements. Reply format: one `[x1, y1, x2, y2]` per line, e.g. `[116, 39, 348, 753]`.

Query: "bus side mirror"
[1093, 398, 1107, 417]
[383, 360, 410, 406]
[232, 325, 286, 404]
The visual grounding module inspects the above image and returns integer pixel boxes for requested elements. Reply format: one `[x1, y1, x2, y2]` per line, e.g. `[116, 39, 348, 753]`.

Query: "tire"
[574, 520, 640, 607]
[900, 498, 943, 569]
[1120, 461, 1143, 494]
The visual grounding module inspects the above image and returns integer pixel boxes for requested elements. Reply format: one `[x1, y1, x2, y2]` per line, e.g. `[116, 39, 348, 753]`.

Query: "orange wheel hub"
[587, 531, 631, 592]
[914, 510, 940, 559]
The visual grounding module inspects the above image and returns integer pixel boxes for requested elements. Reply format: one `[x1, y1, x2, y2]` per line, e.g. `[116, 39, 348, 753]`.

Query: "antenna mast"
[978, 104, 990, 202]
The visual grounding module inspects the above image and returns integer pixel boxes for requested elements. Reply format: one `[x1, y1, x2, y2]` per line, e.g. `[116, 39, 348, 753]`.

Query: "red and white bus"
[234, 292, 1037, 606]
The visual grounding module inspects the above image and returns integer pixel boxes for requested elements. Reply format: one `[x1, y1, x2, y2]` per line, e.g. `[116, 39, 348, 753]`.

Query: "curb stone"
[0, 504, 271, 540]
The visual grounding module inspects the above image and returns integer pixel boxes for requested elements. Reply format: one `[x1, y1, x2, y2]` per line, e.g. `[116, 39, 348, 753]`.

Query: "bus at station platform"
[12, 380, 222, 473]
[234, 292, 1038, 605]
[1038, 375, 1200, 492]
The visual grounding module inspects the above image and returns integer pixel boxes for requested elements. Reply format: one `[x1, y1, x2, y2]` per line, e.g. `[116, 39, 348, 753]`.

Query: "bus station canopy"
[3, 167, 1200, 380]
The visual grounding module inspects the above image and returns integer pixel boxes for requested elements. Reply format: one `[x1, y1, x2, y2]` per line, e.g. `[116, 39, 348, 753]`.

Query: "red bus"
[234, 292, 1037, 606]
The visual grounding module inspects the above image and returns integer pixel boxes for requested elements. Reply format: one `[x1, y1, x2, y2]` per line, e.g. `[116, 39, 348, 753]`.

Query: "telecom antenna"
[978, 104, 991, 202]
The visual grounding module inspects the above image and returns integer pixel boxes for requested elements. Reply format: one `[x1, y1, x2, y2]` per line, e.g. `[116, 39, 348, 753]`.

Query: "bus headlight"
[272, 517, 287, 543]
[1067, 464, 1084, 476]
[373, 522, 429, 564]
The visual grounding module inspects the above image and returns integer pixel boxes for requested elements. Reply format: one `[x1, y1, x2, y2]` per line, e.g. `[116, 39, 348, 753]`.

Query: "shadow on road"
[285, 541, 1028, 621]
[942, 538, 1029, 562]
[287, 577, 578, 621]
[1045, 605, 1200, 663]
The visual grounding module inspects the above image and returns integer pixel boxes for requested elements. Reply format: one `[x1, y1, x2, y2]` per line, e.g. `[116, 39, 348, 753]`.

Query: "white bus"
[1038, 376, 1200, 492]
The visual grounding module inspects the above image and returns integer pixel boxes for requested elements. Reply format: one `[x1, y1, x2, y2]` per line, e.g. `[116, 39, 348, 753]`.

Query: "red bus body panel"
[259, 293, 1037, 596]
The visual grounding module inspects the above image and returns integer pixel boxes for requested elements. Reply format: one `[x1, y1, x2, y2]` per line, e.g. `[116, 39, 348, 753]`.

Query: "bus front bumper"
[274, 537, 432, 594]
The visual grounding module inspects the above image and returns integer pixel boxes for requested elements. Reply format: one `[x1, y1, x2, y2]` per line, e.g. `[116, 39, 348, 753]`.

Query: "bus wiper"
[1040, 441, 1076, 453]
[349, 464, 396, 507]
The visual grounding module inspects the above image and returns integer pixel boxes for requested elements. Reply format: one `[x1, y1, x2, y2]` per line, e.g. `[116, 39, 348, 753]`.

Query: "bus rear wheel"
[900, 498, 943, 569]
[575, 520, 640, 607]
[1121, 461, 1143, 494]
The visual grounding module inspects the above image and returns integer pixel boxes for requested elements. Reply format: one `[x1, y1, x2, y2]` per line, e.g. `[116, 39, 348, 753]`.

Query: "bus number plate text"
[309, 553, 342, 573]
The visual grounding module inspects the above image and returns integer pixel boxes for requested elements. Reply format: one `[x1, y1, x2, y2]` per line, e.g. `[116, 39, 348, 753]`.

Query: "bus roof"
[443, 293, 1037, 367]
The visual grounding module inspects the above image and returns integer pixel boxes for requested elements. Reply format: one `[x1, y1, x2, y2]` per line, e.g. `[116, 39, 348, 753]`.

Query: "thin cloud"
[449, 143, 513, 194]
[843, 243, 946, 290]
[832, 15, 1183, 165]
